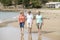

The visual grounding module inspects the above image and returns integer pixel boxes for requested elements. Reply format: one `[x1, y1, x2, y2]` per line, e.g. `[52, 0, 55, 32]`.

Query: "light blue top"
[36, 15, 42, 23]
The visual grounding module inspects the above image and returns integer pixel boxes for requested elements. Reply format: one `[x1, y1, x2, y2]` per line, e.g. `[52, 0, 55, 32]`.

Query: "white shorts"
[27, 22, 32, 28]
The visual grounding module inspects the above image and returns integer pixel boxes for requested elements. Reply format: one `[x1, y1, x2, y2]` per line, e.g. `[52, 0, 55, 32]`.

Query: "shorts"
[36, 23, 42, 29]
[27, 22, 32, 28]
[20, 22, 24, 28]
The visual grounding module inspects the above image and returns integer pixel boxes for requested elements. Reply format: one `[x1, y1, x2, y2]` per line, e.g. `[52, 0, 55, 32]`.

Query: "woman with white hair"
[26, 11, 33, 34]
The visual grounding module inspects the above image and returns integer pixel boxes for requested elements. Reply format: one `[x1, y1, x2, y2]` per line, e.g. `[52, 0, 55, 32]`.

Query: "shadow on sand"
[32, 31, 55, 34]
[42, 31, 56, 34]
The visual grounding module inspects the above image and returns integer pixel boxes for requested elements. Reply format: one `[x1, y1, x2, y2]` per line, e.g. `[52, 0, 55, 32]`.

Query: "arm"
[41, 16, 44, 25]
[43, 17, 49, 19]
[33, 14, 36, 20]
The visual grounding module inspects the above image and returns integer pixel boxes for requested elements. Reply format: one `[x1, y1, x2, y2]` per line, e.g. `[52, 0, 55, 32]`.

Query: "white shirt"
[26, 14, 33, 23]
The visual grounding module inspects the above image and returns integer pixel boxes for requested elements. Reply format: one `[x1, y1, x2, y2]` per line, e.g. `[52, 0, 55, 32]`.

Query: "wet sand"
[9, 10, 60, 40]
[0, 25, 51, 40]
[0, 9, 60, 40]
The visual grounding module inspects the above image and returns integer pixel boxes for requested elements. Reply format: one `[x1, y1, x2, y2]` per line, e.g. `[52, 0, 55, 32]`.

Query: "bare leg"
[28, 33, 32, 40]
[29, 28, 32, 34]
[28, 23, 32, 34]
[21, 28, 24, 40]
[38, 34, 42, 40]
[20, 28, 22, 34]
[28, 24, 32, 40]
[38, 28, 40, 33]
[20, 28, 22, 40]
[20, 28, 24, 36]
[37, 23, 41, 35]
[28, 27, 31, 34]
[22, 28, 24, 35]
[39, 23, 43, 35]
[40, 23, 43, 29]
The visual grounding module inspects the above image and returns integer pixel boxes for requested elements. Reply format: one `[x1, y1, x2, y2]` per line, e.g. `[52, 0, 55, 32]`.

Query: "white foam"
[12, 17, 17, 19]
[12, 15, 19, 19]
[0, 20, 3, 23]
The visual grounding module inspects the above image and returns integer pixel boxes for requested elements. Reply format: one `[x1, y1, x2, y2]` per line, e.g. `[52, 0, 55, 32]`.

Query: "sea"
[0, 11, 20, 23]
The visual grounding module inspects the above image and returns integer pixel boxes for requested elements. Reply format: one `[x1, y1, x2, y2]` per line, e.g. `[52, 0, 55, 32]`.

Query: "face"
[38, 13, 40, 15]
[28, 11, 31, 15]
[20, 12, 24, 16]
[37, 12, 40, 15]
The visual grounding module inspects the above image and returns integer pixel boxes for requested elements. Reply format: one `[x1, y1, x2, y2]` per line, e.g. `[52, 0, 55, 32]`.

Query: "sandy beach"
[0, 9, 60, 40]
[10, 9, 60, 40]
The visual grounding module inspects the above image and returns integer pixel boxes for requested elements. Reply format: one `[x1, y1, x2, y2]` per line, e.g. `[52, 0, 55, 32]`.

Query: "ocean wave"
[0, 17, 18, 24]
[12, 15, 18, 19]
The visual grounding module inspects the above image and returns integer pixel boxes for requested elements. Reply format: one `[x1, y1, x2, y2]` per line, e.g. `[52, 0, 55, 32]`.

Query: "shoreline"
[0, 8, 60, 12]
[0, 19, 18, 27]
